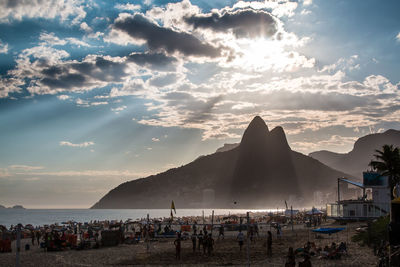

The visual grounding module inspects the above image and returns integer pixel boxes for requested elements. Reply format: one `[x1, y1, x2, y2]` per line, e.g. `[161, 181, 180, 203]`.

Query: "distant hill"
[92, 116, 351, 209]
[309, 129, 400, 179]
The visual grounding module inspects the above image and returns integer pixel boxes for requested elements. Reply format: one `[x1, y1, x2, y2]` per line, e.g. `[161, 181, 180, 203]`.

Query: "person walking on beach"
[174, 233, 182, 260]
[198, 230, 204, 251]
[276, 224, 282, 240]
[237, 230, 244, 251]
[218, 224, 224, 240]
[267, 231, 272, 257]
[191, 233, 197, 253]
[31, 230, 35, 245]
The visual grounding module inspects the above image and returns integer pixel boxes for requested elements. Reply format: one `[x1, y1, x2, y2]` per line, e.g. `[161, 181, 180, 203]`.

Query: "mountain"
[309, 129, 400, 179]
[92, 116, 350, 209]
[215, 143, 239, 153]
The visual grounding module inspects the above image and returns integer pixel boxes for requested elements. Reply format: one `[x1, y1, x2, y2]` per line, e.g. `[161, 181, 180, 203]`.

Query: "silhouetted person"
[36, 231, 41, 246]
[285, 247, 296, 267]
[31, 230, 35, 245]
[174, 233, 181, 260]
[191, 233, 197, 253]
[237, 230, 244, 251]
[218, 225, 224, 240]
[198, 230, 203, 251]
[207, 234, 214, 256]
[203, 234, 208, 255]
[298, 254, 312, 267]
[267, 231, 272, 257]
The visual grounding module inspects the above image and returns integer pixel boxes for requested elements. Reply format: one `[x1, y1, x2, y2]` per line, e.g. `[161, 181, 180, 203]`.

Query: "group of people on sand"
[174, 231, 215, 259]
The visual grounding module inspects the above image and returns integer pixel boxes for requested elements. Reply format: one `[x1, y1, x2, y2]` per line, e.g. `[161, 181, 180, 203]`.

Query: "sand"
[0, 221, 378, 266]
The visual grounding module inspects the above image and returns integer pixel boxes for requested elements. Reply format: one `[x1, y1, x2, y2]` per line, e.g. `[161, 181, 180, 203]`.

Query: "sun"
[232, 38, 293, 72]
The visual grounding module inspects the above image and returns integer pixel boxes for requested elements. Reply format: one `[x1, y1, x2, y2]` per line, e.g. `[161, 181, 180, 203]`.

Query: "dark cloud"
[40, 56, 127, 90]
[41, 73, 86, 89]
[184, 9, 278, 38]
[128, 52, 178, 71]
[113, 13, 221, 57]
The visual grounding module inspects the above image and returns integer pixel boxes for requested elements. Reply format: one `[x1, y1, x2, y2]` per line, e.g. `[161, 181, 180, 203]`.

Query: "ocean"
[0, 209, 274, 228]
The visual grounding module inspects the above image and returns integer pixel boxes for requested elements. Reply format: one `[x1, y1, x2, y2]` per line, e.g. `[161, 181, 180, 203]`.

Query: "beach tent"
[306, 208, 324, 215]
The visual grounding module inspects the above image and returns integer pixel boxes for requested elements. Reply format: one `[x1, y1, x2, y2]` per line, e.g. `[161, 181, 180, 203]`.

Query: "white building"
[327, 172, 391, 220]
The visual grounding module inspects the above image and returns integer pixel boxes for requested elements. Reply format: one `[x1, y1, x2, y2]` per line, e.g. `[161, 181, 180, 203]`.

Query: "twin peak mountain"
[92, 116, 348, 209]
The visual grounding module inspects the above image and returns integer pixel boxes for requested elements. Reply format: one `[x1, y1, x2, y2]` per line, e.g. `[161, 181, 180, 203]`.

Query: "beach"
[0, 221, 378, 266]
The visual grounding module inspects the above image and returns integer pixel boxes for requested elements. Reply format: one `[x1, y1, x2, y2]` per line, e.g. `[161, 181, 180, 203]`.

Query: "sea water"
[0, 209, 275, 227]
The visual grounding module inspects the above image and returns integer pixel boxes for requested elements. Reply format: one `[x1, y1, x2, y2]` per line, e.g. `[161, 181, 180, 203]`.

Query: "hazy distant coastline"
[0, 205, 25, 209]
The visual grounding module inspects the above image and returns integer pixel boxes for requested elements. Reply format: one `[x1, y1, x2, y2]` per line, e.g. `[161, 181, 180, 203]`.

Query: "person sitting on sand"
[298, 254, 312, 267]
[285, 247, 296, 267]
[174, 233, 182, 260]
[338, 242, 347, 254]
[237, 230, 245, 251]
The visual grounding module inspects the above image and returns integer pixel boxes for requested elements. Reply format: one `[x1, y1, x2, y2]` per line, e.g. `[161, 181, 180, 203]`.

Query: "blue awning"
[312, 227, 345, 234]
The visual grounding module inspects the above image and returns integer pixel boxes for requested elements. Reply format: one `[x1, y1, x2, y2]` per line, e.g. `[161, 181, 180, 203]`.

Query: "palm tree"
[369, 144, 400, 199]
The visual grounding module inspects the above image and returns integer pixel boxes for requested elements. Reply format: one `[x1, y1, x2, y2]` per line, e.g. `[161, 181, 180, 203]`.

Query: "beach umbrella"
[306, 207, 323, 215]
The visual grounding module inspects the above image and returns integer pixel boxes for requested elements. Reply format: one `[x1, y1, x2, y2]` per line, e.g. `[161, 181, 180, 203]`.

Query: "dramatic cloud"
[0, 0, 87, 23]
[59, 141, 95, 148]
[184, 9, 278, 39]
[127, 52, 178, 71]
[111, 13, 222, 57]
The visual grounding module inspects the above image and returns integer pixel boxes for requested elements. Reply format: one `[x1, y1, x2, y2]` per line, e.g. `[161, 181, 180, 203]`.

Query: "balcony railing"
[327, 202, 389, 218]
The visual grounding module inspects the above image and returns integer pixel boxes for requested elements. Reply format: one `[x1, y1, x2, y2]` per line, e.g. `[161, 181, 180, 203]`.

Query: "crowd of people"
[1, 210, 351, 266]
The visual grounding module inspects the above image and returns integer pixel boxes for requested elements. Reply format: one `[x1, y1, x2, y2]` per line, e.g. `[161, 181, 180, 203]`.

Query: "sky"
[0, 0, 399, 208]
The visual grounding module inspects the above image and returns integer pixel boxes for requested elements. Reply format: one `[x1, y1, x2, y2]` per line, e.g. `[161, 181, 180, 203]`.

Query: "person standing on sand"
[207, 233, 214, 256]
[198, 230, 204, 251]
[191, 233, 197, 253]
[174, 233, 182, 260]
[237, 230, 244, 251]
[36, 230, 41, 246]
[203, 234, 208, 255]
[267, 231, 272, 257]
